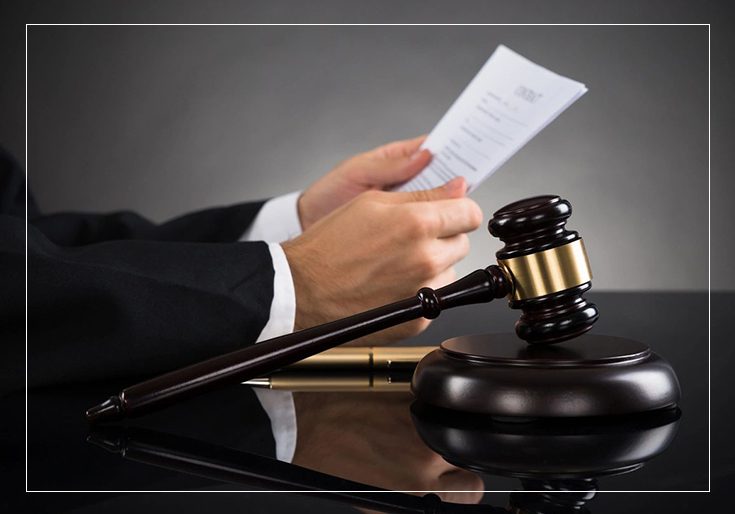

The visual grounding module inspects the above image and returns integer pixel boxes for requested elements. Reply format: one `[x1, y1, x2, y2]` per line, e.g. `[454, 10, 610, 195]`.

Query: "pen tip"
[242, 378, 270, 388]
[86, 396, 124, 424]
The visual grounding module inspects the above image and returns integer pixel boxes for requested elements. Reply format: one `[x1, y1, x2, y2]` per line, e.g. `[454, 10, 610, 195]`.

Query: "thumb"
[389, 176, 467, 203]
[399, 147, 433, 183]
[363, 148, 433, 187]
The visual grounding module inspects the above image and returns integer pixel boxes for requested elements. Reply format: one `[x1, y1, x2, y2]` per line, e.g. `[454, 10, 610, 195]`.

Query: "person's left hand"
[297, 135, 432, 230]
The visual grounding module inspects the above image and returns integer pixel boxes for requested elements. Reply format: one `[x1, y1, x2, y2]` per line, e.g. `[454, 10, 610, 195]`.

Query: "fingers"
[368, 147, 432, 187]
[433, 469, 485, 504]
[377, 178, 480, 241]
[375, 135, 428, 159]
[398, 148, 432, 183]
[423, 266, 458, 291]
[362, 135, 432, 188]
[423, 198, 483, 238]
[428, 235, 470, 272]
[410, 176, 467, 202]
[355, 147, 431, 188]
[386, 176, 467, 204]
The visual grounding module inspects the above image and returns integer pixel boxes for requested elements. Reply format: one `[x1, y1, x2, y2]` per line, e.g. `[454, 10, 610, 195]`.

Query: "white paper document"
[394, 45, 587, 193]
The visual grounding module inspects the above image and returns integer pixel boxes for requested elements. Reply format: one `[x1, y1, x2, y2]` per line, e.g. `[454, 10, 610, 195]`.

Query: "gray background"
[1, 3, 731, 504]
[22, 25, 712, 290]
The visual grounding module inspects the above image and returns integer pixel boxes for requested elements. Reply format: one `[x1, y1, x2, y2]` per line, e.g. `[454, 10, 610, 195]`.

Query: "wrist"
[281, 239, 323, 331]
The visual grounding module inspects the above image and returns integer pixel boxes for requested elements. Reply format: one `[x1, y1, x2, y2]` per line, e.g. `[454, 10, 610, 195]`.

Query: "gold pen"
[242, 346, 436, 391]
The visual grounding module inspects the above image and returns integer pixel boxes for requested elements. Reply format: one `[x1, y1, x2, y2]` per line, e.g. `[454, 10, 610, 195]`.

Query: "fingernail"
[409, 148, 429, 161]
[444, 177, 465, 194]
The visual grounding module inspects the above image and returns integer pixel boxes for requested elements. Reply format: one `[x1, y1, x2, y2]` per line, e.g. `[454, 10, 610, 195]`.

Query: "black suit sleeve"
[31, 202, 268, 247]
[1, 148, 280, 393]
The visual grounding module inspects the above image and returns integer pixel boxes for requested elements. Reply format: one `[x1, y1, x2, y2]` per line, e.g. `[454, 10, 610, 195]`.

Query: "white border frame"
[24, 23, 711, 495]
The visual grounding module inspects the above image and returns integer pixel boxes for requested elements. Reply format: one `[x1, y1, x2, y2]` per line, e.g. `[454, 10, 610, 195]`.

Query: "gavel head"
[488, 195, 599, 344]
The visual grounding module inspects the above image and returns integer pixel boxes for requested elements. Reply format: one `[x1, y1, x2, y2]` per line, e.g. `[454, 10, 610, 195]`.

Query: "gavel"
[87, 194, 599, 423]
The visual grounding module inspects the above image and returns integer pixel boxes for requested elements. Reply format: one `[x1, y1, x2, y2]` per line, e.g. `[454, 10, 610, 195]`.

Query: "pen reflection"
[87, 423, 496, 514]
[87, 392, 680, 513]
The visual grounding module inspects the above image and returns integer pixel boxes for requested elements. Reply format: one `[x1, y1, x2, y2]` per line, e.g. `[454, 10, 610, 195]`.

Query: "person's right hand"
[281, 177, 482, 343]
[292, 392, 484, 505]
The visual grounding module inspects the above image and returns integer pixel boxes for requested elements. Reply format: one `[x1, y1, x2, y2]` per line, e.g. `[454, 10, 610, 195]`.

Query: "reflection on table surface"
[81, 393, 681, 513]
[13, 292, 721, 512]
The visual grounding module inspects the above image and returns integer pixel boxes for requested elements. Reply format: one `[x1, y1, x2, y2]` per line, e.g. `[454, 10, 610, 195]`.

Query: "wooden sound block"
[411, 334, 680, 417]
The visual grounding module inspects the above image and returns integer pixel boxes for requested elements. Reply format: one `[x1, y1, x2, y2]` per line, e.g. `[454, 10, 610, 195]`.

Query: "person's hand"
[292, 392, 484, 505]
[281, 177, 482, 342]
[297, 136, 432, 230]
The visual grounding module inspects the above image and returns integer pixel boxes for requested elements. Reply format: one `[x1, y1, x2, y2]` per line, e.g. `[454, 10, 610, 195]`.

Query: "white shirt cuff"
[240, 193, 303, 463]
[253, 387, 297, 463]
[257, 242, 297, 341]
[241, 191, 303, 243]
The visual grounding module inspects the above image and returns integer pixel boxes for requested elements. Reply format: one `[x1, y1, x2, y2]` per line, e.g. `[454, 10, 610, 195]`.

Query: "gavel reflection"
[87, 195, 598, 423]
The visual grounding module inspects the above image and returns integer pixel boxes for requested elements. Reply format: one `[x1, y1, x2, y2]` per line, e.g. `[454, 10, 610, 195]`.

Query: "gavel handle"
[86, 266, 510, 423]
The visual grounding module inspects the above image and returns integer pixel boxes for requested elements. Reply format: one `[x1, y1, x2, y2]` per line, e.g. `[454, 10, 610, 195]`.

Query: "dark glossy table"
[6, 292, 732, 513]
